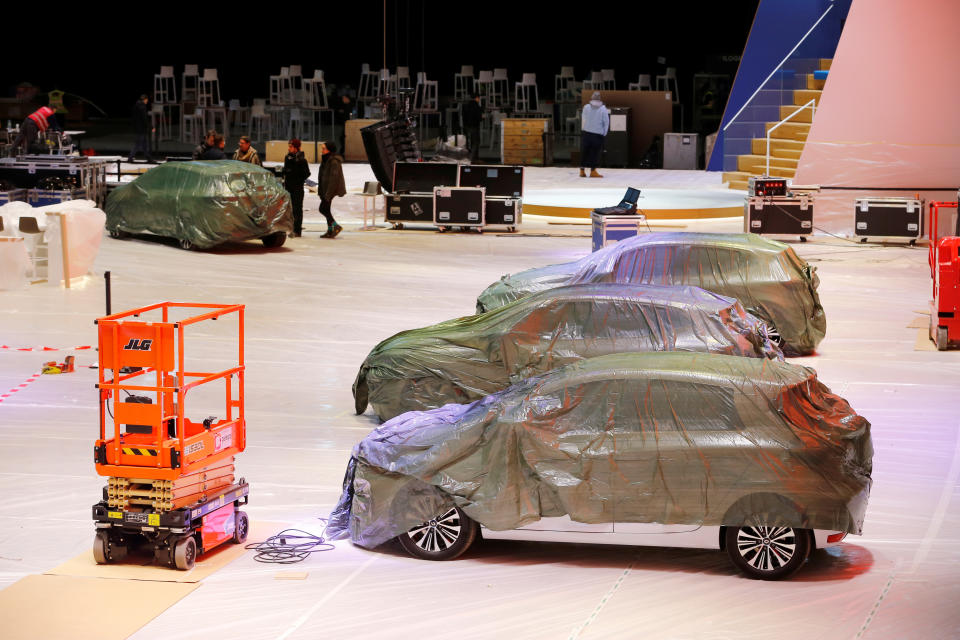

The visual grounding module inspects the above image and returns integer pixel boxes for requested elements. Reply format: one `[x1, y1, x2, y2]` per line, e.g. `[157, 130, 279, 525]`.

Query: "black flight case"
[434, 187, 485, 232]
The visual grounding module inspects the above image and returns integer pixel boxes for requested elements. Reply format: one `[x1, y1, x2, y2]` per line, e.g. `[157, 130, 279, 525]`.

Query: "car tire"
[396, 506, 478, 561]
[108, 228, 128, 239]
[179, 238, 194, 251]
[725, 524, 810, 580]
[261, 231, 286, 248]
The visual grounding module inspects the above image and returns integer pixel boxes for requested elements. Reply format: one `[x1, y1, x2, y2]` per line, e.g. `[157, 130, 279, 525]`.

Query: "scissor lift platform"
[91, 302, 250, 569]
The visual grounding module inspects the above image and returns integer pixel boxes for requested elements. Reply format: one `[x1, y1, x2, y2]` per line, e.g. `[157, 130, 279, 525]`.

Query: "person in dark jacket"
[318, 141, 347, 238]
[283, 138, 311, 237]
[192, 130, 217, 160]
[12, 106, 59, 155]
[461, 93, 483, 161]
[129, 95, 155, 163]
[200, 134, 226, 160]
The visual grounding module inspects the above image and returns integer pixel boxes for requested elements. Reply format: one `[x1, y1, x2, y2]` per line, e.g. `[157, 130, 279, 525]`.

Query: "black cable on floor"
[244, 527, 335, 564]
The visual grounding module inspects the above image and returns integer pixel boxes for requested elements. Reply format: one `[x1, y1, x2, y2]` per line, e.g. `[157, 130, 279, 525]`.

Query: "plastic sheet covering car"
[475, 232, 826, 356]
[354, 283, 783, 421]
[327, 352, 872, 550]
[104, 160, 293, 249]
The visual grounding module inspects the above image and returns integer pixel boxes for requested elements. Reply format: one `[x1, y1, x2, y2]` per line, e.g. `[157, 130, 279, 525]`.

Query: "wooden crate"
[502, 134, 544, 150]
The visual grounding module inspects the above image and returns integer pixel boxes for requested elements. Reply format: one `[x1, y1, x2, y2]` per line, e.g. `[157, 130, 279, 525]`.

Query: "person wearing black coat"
[282, 138, 311, 237]
[461, 93, 483, 161]
[129, 95, 154, 163]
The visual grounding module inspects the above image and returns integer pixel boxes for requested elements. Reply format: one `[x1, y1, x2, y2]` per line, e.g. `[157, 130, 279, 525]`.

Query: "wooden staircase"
[722, 59, 831, 190]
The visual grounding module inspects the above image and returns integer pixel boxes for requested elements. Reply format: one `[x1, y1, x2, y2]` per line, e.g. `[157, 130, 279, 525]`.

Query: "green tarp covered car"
[105, 160, 293, 249]
[476, 233, 826, 356]
[328, 352, 872, 579]
[354, 283, 783, 421]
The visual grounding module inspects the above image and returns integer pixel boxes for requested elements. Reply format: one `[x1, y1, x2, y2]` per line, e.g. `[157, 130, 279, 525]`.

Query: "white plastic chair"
[198, 69, 221, 107]
[628, 74, 652, 91]
[154, 66, 176, 104]
[454, 65, 475, 101]
[514, 73, 538, 113]
[182, 64, 199, 103]
[150, 103, 170, 141]
[601, 69, 616, 90]
[656, 67, 679, 103]
[249, 102, 271, 142]
[492, 69, 509, 109]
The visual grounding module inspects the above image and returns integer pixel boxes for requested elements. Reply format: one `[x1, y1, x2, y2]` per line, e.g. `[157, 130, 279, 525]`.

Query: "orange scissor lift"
[92, 303, 250, 570]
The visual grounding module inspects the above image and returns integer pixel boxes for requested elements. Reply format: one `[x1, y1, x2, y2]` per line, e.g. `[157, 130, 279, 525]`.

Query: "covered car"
[105, 160, 293, 249]
[328, 352, 872, 557]
[475, 232, 826, 356]
[354, 283, 782, 421]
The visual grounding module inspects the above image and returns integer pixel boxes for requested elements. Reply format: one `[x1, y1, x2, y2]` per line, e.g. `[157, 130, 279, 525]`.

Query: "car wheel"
[179, 238, 194, 251]
[396, 506, 478, 561]
[725, 524, 810, 580]
[232, 510, 249, 544]
[108, 228, 128, 239]
[174, 535, 197, 570]
[261, 231, 286, 248]
[759, 321, 784, 348]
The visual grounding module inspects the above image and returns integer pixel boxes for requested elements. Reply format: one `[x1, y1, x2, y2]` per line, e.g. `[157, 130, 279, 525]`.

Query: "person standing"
[192, 130, 217, 160]
[233, 136, 262, 165]
[129, 95, 155, 163]
[461, 92, 483, 162]
[579, 91, 610, 178]
[334, 94, 354, 159]
[318, 141, 346, 238]
[199, 134, 226, 160]
[12, 106, 58, 155]
[283, 138, 310, 237]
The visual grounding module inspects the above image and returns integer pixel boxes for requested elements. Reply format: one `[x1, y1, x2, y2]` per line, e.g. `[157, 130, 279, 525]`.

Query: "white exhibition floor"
[0, 167, 958, 639]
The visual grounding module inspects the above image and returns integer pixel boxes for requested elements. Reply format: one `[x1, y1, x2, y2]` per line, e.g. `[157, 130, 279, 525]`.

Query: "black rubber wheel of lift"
[93, 531, 127, 564]
[936, 326, 949, 351]
[174, 536, 197, 570]
[233, 510, 249, 544]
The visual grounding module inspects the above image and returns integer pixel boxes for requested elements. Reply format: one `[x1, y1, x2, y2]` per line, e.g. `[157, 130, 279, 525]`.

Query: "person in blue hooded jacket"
[579, 91, 610, 178]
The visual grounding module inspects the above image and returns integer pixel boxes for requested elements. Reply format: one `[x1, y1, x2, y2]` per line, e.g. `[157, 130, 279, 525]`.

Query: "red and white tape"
[0, 372, 42, 404]
[0, 345, 93, 352]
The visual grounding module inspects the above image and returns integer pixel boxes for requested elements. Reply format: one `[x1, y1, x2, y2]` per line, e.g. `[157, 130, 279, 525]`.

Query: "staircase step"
[737, 154, 798, 173]
[779, 104, 814, 123]
[750, 138, 805, 155]
[793, 89, 822, 106]
[765, 121, 810, 141]
[819, 58, 832, 71]
[750, 139, 803, 159]
[806, 74, 826, 90]
[721, 171, 751, 190]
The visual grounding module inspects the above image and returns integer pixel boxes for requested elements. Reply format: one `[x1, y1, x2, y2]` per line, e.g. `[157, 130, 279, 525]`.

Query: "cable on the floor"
[244, 526, 335, 564]
[764, 202, 909, 246]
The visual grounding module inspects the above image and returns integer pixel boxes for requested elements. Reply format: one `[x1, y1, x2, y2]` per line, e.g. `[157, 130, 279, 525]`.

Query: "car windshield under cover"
[328, 352, 872, 549]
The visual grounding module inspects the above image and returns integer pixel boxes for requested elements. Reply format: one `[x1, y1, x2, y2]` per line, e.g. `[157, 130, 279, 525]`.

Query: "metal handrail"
[765, 99, 816, 175]
[723, 4, 833, 132]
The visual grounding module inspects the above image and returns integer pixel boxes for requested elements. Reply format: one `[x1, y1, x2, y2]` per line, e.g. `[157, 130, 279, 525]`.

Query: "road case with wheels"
[386, 193, 435, 228]
[434, 187, 485, 231]
[745, 196, 813, 240]
[853, 197, 923, 243]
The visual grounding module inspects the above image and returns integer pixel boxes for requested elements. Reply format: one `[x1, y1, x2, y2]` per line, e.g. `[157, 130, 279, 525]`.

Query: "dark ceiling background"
[2, 3, 757, 120]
